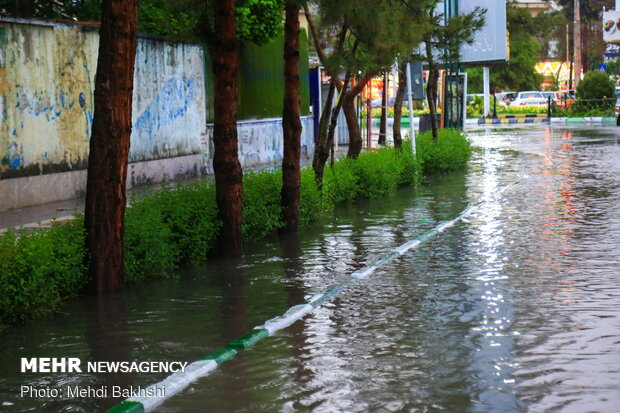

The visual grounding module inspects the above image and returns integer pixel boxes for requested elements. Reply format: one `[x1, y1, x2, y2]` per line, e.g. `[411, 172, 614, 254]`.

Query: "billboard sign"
[459, 0, 507, 65]
[603, 10, 620, 44]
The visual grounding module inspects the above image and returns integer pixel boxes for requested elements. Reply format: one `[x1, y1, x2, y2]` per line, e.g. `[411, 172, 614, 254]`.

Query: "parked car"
[496, 91, 516, 107]
[554, 91, 575, 108]
[510, 91, 548, 107]
[539, 91, 574, 108]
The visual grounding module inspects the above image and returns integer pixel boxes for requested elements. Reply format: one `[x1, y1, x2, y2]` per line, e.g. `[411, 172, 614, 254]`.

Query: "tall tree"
[306, 0, 427, 164]
[213, 0, 244, 256]
[281, 0, 303, 231]
[418, 2, 484, 140]
[84, 0, 138, 293]
[476, 6, 557, 92]
[392, 60, 407, 149]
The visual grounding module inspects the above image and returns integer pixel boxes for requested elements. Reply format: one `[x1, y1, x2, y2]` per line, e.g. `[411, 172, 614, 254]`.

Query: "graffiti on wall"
[0, 20, 206, 179]
[203, 117, 315, 172]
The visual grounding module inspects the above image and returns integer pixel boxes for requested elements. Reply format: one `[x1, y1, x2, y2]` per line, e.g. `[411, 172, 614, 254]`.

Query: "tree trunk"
[427, 68, 439, 140]
[393, 62, 407, 149]
[378, 72, 387, 145]
[425, 40, 439, 141]
[311, 23, 348, 189]
[313, 74, 350, 186]
[84, 0, 138, 293]
[15, 0, 34, 17]
[312, 78, 336, 188]
[281, 2, 302, 232]
[213, 0, 243, 256]
[344, 74, 372, 158]
[326, 72, 350, 155]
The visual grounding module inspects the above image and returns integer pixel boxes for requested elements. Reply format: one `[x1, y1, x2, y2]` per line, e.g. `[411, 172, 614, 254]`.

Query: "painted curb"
[477, 118, 549, 125]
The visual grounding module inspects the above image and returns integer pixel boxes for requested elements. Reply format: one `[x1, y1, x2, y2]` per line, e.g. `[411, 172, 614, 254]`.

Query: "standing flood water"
[1, 123, 620, 412]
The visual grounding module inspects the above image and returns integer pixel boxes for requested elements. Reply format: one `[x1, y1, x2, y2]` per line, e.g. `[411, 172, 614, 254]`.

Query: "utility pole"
[573, 0, 581, 88]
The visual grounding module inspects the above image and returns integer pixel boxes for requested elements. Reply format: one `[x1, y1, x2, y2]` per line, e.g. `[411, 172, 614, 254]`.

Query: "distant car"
[495, 91, 516, 107]
[615, 98, 620, 118]
[539, 91, 573, 108]
[510, 91, 549, 107]
[554, 91, 574, 108]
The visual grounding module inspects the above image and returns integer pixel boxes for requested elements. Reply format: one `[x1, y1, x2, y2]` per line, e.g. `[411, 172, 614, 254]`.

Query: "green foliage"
[124, 199, 179, 281]
[553, 98, 615, 118]
[485, 6, 548, 92]
[323, 158, 359, 204]
[466, 68, 483, 94]
[576, 71, 615, 100]
[243, 170, 283, 241]
[0, 220, 87, 328]
[299, 168, 323, 226]
[143, 183, 221, 264]
[497, 105, 546, 115]
[416, 129, 472, 175]
[236, 0, 284, 45]
[466, 95, 484, 117]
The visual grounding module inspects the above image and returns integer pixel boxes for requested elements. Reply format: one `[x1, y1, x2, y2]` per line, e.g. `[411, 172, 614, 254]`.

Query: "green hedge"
[0, 130, 470, 328]
[416, 129, 472, 175]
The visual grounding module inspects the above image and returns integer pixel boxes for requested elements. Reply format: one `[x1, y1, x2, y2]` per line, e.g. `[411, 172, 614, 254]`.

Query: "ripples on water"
[1, 124, 620, 412]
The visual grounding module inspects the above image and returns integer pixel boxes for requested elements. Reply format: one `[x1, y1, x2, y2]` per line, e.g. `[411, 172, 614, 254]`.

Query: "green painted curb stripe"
[228, 329, 269, 350]
[200, 348, 238, 364]
[106, 401, 145, 413]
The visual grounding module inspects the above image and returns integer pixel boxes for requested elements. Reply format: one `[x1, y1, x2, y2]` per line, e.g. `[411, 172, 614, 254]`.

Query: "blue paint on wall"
[134, 78, 196, 136]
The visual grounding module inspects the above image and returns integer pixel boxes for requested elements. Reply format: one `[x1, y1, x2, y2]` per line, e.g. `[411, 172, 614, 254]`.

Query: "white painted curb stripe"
[127, 359, 217, 411]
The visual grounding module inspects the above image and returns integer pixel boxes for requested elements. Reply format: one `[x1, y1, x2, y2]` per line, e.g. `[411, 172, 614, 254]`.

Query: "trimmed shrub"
[0, 220, 87, 328]
[124, 199, 179, 281]
[416, 129, 471, 174]
[143, 183, 220, 263]
[243, 170, 283, 241]
[576, 71, 615, 100]
[300, 168, 323, 225]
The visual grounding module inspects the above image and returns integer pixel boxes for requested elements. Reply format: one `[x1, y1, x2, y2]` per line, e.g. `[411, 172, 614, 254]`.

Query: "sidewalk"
[0, 153, 324, 233]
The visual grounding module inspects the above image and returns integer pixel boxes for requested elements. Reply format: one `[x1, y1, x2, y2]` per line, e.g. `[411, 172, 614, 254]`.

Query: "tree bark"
[344, 74, 372, 158]
[281, 2, 302, 232]
[425, 40, 439, 141]
[428, 68, 439, 140]
[393, 62, 407, 149]
[84, 0, 138, 293]
[310, 21, 348, 189]
[213, 0, 243, 256]
[312, 78, 336, 188]
[378, 72, 387, 145]
[15, 0, 34, 17]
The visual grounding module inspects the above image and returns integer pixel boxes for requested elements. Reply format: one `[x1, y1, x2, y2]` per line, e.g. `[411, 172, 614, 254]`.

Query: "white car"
[510, 91, 549, 107]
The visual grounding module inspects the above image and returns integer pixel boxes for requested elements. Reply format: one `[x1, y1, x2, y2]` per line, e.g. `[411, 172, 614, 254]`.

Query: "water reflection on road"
[1, 123, 620, 412]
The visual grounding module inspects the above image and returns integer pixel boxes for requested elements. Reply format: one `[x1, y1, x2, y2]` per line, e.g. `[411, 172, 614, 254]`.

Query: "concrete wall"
[0, 18, 315, 211]
[0, 18, 206, 180]
[203, 117, 315, 171]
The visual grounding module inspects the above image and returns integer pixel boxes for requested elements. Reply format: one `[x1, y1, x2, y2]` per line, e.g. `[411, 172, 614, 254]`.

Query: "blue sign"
[599, 64, 607, 72]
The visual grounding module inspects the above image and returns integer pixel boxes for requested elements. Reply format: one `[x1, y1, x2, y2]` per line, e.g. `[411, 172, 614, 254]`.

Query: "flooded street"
[2, 123, 620, 412]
